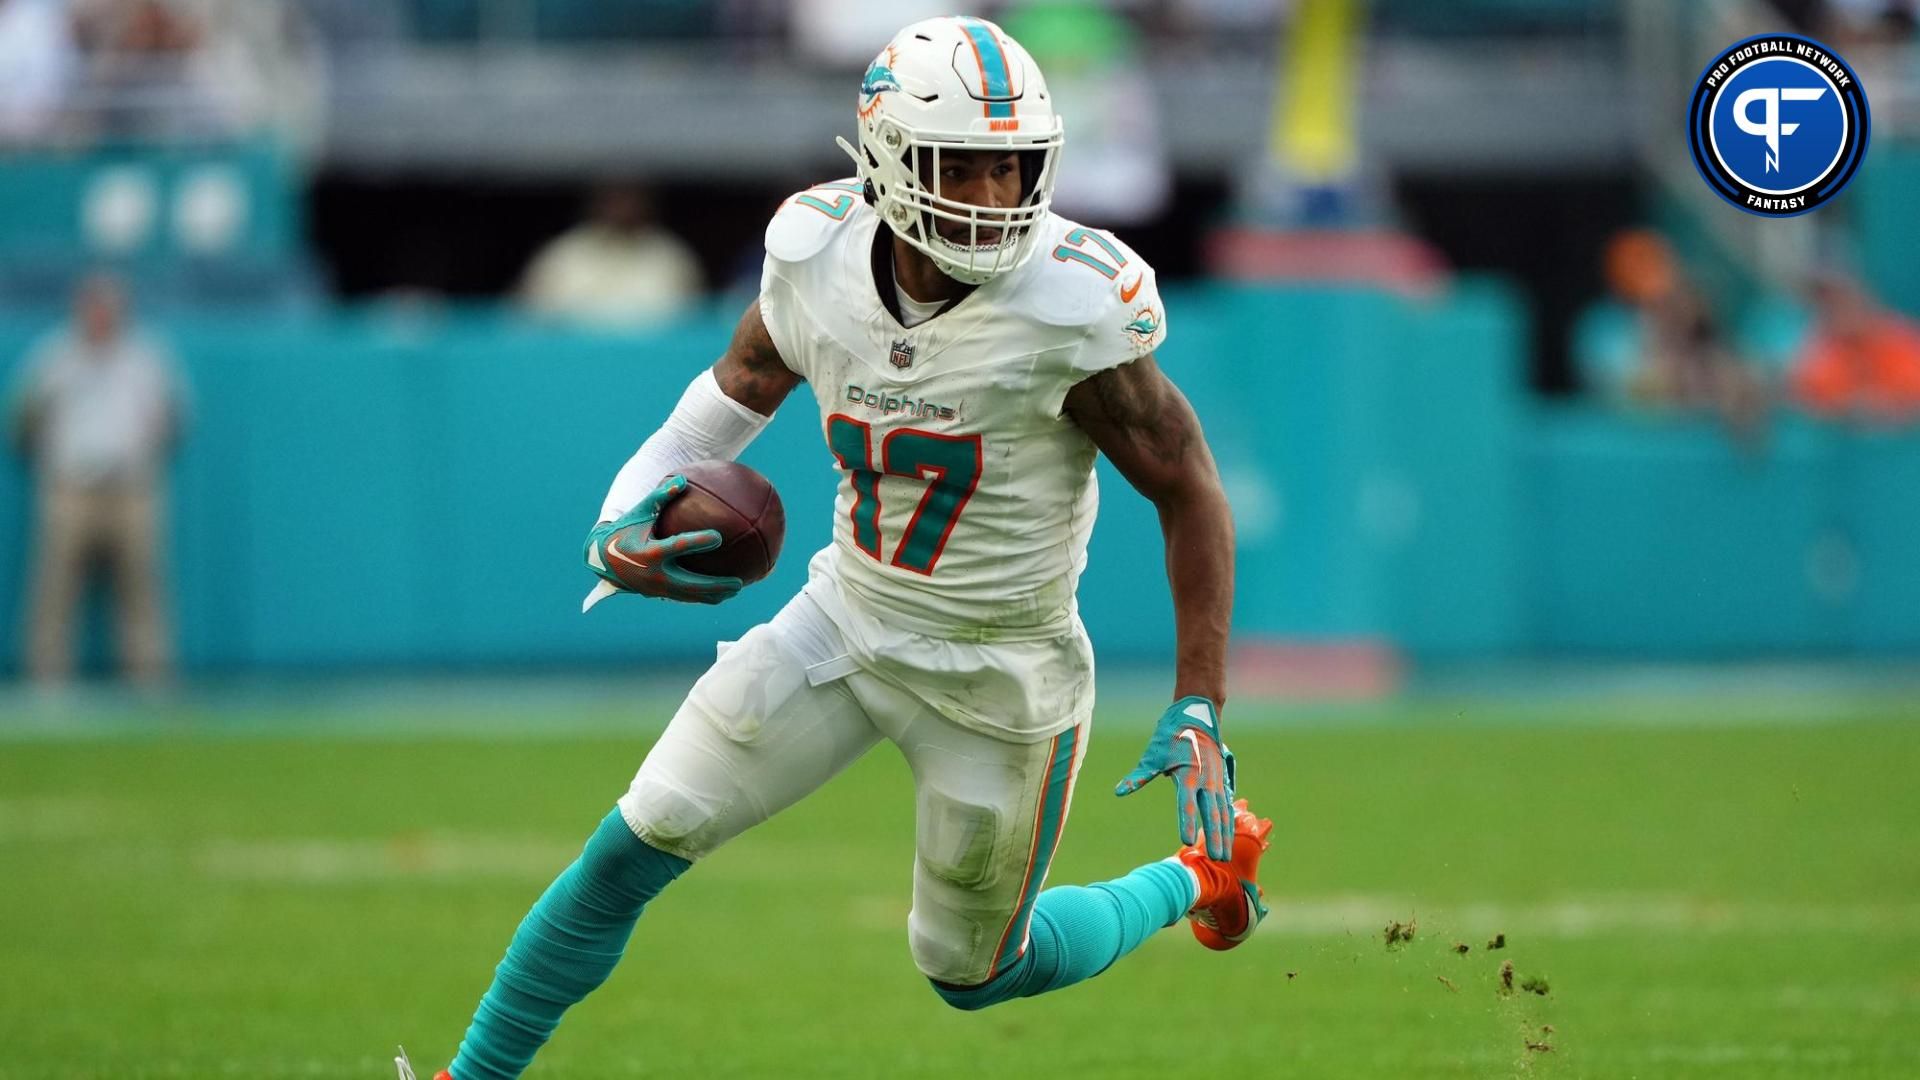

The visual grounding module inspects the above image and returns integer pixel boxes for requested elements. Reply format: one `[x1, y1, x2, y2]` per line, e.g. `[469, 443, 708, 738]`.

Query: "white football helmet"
[837, 17, 1065, 285]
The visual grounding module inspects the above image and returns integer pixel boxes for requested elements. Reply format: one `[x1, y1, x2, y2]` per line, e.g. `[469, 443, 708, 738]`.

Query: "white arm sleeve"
[597, 368, 773, 522]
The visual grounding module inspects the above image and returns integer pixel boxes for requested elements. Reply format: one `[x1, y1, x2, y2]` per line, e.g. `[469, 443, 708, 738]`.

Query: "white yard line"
[183, 835, 1920, 938]
[195, 835, 580, 882]
[0, 796, 127, 840]
[1256, 892, 1920, 937]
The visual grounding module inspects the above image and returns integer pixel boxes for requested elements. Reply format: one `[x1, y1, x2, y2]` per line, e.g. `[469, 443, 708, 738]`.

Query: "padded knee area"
[907, 909, 978, 986]
[619, 773, 728, 862]
[923, 903, 1070, 1011]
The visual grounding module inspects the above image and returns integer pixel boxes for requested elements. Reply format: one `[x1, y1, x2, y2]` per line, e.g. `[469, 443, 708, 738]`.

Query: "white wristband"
[597, 368, 771, 523]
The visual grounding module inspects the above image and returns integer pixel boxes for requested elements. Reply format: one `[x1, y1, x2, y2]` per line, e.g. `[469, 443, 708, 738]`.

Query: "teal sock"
[448, 809, 689, 1080]
[932, 859, 1196, 1010]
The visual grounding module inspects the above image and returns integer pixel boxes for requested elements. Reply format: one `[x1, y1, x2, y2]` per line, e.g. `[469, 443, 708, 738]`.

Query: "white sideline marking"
[0, 796, 123, 840]
[832, 888, 1920, 938]
[1638, 1043, 1867, 1066]
[197, 836, 578, 882]
[189, 839, 1920, 938]
[1255, 893, 1920, 938]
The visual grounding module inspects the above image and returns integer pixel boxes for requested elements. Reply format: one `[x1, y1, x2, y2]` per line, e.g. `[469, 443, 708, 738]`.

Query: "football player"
[404, 17, 1272, 1080]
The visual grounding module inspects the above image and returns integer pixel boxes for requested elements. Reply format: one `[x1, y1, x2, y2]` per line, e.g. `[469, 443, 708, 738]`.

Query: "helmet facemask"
[845, 125, 1061, 286]
[907, 141, 1058, 286]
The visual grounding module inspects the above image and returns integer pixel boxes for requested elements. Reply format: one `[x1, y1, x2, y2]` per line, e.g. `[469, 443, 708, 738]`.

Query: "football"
[653, 459, 785, 583]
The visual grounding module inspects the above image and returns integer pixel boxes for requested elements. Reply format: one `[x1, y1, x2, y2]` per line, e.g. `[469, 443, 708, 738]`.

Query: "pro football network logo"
[1687, 34, 1869, 217]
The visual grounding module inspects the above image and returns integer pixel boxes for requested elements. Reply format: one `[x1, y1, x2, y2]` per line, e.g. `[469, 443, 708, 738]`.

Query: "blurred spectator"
[790, 0, 948, 67]
[7, 274, 189, 687]
[73, 0, 210, 137]
[1790, 271, 1920, 421]
[1001, 1, 1171, 227]
[1581, 229, 1764, 430]
[519, 185, 704, 329]
[65, 0, 316, 143]
[289, 0, 402, 54]
[0, 0, 80, 142]
[1802, 0, 1916, 44]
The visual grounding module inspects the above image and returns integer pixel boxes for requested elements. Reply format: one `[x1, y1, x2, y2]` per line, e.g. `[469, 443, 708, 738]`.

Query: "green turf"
[2, 696, 1918, 1078]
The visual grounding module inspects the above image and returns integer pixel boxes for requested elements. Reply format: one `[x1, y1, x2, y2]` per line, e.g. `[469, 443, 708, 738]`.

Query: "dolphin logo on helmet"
[861, 63, 902, 101]
[859, 46, 903, 120]
[835, 17, 1066, 286]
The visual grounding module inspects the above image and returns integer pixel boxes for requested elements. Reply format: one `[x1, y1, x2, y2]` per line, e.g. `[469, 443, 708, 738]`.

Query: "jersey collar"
[870, 223, 976, 332]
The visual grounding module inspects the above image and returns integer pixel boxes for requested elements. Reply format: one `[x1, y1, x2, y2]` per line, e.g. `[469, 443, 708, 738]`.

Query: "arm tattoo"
[714, 300, 801, 414]
[1081, 359, 1195, 468]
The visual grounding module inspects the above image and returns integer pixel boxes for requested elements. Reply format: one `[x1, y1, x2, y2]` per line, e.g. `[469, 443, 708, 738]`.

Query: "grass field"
[2, 686, 1918, 1078]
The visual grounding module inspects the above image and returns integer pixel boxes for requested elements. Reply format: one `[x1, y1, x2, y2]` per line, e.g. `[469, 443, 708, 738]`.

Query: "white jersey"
[759, 180, 1169, 648]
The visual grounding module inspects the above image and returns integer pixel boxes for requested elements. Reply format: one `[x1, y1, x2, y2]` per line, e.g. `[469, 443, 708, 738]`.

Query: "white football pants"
[618, 586, 1092, 986]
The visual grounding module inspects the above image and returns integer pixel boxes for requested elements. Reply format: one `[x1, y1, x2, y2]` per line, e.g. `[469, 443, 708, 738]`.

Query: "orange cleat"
[1176, 798, 1274, 951]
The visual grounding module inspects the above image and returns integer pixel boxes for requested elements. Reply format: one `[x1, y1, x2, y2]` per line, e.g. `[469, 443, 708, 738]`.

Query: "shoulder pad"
[765, 179, 869, 264]
[1022, 214, 1167, 370]
[1006, 215, 1158, 332]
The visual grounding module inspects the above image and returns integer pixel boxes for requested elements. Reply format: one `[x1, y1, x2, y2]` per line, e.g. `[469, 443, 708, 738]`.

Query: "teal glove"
[1114, 696, 1237, 861]
[585, 475, 743, 605]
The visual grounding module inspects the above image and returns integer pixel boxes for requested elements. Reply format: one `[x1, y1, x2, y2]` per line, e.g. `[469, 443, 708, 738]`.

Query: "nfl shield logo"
[889, 339, 915, 369]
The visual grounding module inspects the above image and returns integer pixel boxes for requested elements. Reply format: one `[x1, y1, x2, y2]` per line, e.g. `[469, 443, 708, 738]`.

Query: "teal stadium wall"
[1, 282, 1917, 674]
[0, 285, 1524, 671]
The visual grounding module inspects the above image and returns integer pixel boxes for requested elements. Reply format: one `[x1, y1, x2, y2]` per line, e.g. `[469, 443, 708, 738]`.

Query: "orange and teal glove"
[584, 475, 742, 605]
[1114, 696, 1237, 861]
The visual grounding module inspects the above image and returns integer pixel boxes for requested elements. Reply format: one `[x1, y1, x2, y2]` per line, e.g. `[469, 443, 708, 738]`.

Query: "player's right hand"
[584, 475, 743, 605]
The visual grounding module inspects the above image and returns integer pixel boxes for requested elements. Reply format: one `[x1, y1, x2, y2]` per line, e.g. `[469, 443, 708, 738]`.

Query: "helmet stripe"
[958, 19, 1016, 119]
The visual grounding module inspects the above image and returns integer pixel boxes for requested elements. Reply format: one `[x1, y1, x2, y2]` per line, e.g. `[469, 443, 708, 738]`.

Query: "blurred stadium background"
[2, 1, 1919, 1077]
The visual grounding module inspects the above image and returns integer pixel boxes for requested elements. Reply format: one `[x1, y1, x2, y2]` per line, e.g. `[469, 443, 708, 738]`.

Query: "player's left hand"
[584, 475, 743, 605]
[1114, 696, 1237, 861]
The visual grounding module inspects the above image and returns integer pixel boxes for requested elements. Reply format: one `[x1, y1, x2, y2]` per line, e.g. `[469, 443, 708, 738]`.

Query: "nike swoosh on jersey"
[1119, 274, 1143, 303]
